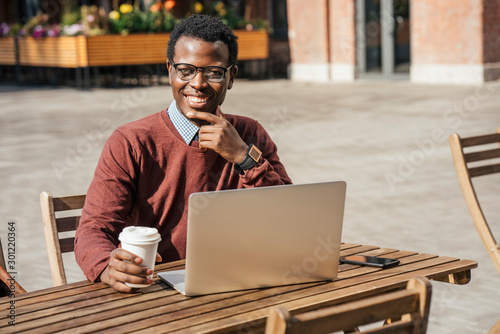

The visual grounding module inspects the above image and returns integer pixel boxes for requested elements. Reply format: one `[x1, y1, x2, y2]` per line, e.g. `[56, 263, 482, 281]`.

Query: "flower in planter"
[150, 3, 161, 13]
[47, 25, 60, 37]
[109, 3, 145, 35]
[32, 25, 45, 38]
[81, 5, 106, 36]
[165, 0, 176, 11]
[108, 1, 180, 35]
[21, 13, 51, 37]
[120, 4, 134, 14]
[194, 2, 203, 14]
[187, 1, 270, 31]
[109, 10, 120, 20]
[109, 8, 128, 34]
[215, 1, 226, 16]
[189, 1, 242, 29]
[0, 22, 10, 37]
[0, 22, 22, 37]
[63, 23, 84, 36]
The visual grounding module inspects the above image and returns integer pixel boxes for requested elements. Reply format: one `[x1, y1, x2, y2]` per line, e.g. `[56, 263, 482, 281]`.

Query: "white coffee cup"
[118, 226, 161, 288]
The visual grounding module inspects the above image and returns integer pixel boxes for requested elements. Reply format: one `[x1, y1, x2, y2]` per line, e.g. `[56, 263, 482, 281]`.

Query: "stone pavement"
[0, 79, 499, 333]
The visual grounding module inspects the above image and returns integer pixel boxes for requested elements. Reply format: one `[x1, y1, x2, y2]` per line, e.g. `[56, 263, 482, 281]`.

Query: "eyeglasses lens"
[175, 65, 225, 83]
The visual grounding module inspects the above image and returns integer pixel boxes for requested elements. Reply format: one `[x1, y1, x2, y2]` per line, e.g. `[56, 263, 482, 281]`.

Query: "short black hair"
[167, 14, 238, 65]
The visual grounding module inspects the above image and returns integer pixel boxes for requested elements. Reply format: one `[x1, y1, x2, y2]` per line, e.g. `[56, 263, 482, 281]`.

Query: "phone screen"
[339, 255, 400, 268]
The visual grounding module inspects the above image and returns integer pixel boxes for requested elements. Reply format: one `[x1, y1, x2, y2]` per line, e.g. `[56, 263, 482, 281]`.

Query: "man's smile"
[185, 95, 210, 103]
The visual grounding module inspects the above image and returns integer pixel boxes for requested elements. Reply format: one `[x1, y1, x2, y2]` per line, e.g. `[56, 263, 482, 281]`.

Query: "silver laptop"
[158, 181, 346, 296]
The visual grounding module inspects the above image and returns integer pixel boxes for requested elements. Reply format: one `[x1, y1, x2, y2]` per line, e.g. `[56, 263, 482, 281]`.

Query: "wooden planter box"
[86, 33, 169, 66]
[0, 37, 17, 65]
[18, 36, 88, 68]
[16, 30, 268, 68]
[234, 30, 269, 60]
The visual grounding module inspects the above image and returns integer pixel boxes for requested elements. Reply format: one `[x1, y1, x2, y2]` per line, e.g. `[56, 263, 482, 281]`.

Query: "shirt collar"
[167, 101, 200, 145]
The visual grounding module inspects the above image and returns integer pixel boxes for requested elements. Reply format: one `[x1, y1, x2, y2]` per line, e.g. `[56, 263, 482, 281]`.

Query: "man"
[74, 14, 291, 293]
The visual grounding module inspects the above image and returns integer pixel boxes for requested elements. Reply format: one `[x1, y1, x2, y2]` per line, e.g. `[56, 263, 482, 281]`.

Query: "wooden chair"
[449, 129, 500, 274]
[264, 276, 432, 334]
[488, 320, 500, 334]
[40, 191, 86, 286]
[0, 238, 26, 296]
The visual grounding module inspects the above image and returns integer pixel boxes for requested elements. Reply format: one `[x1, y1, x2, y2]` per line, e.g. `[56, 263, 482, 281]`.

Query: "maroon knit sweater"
[74, 109, 292, 282]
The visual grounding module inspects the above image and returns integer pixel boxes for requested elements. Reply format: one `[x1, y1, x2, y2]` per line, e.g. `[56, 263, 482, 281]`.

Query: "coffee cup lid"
[119, 226, 161, 244]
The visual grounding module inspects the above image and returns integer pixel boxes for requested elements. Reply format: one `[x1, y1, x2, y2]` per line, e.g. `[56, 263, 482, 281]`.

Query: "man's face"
[167, 36, 237, 122]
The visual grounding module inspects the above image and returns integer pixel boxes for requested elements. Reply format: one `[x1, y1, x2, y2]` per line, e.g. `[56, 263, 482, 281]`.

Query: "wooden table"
[0, 243, 477, 333]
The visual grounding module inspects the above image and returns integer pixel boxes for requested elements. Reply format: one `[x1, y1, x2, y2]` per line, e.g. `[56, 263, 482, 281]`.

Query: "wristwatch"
[233, 144, 262, 175]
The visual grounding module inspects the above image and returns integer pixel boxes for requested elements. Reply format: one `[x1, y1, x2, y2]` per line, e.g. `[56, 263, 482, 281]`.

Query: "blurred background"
[1, 0, 499, 87]
[0, 1, 499, 333]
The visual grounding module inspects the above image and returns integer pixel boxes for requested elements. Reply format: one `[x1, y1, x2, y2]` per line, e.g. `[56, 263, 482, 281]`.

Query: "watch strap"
[233, 144, 262, 174]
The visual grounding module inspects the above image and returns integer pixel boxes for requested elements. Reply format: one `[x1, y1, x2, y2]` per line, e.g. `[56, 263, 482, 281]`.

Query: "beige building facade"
[286, 0, 500, 84]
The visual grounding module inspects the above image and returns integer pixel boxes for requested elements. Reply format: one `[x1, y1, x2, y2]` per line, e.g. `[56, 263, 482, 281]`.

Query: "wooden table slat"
[68, 253, 457, 334]
[168, 259, 477, 334]
[132, 254, 452, 333]
[8, 288, 166, 331]
[0, 260, 185, 308]
[339, 243, 364, 250]
[8, 249, 408, 333]
[4, 282, 168, 321]
[15, 292, 185, 334]
[339, 253, 437, 279]
[339, 249, 418, 271]
[340, 245, 381, 256]
[0, 280, 95, 307]
[0, 281, 104, 308]
[0, 247, 477, 334]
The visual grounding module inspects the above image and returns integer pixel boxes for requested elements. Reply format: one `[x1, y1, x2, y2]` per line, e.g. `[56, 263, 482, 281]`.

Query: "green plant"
[190, 1, 269, 31]
[8, 1, 268, 38]
[61, 11, 81, 27]
[163, 12, 178, 32]
[108, 3, 179, 34]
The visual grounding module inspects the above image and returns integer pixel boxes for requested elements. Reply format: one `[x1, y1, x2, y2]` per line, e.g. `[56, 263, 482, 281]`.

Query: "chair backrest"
[265, 276, 432, 334]
[40, 191, 86, 286]
[449, 129, 500, 274]
[0, 238, 26, 296]
[488, 320, 500, 334]
[0, 237, 5, 270]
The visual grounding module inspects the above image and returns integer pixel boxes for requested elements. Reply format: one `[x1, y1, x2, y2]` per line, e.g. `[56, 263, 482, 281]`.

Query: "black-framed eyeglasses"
[171, 62, 233, 83]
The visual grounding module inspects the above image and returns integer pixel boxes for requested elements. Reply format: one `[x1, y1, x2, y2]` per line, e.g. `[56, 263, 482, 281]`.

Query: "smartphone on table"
[339, 255, 400, 269]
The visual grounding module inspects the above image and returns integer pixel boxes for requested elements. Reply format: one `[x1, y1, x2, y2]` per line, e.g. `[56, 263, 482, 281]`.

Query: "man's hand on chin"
[186, 109, 248, 164]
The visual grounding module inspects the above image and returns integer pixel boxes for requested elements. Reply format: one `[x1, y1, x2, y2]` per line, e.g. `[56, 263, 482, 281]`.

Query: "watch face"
[248, 145, 262, 162]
